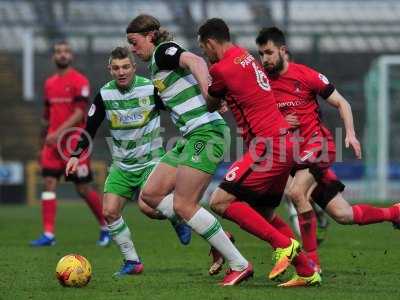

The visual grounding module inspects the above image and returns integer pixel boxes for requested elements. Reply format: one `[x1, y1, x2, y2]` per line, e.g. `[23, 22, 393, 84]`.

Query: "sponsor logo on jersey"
[110, 110, 151, 128]
[165, 46, 178, 56]
[88, 104, 96, 116]
[318, 73, 329, 85]
[234, 53, 255, 68]
[81, 85, 90, 97]
[277, 99, 307, 109]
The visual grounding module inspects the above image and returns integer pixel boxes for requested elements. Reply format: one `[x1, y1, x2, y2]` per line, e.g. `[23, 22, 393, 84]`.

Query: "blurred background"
[1, 0, 400, 204]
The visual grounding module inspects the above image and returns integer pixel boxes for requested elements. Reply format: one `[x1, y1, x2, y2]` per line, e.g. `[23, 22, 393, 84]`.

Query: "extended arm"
[179, 52, 210, 98]
[66, 93, 105, 175]
[326, 90, 361, 159]
[71, 93, 106, 157]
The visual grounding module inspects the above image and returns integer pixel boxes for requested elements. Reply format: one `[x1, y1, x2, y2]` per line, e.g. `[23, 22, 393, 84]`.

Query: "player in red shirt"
[256, 27, 400, 270]
[30, 41, 109, 247]
[198, 18, 321, 287]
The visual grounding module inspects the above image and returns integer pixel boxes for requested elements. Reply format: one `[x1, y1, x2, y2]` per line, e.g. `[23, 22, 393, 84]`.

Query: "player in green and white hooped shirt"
[66, 47, 191, 277]
[126, 14, 252, 286]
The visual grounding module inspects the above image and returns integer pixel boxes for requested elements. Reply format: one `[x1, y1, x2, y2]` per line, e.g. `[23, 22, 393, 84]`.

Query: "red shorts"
[291, 125, 336, 173]
[289, 125, 344, 208]
[40, 144, 92, 183]
[220, 133, 294, 207]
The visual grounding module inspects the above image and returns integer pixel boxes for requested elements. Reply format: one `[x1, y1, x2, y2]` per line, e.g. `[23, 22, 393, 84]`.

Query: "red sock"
[41, 192, 57, 234]
[298, 211, 319, 265]
[223, 201, 291, 249]
[270, 214, 295, 239]
[84, 190, 106, 226]
[292, 252, 315, 277]
[352, 204, 400, 225]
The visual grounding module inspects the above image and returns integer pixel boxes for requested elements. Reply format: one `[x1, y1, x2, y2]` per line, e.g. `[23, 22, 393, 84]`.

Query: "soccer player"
[256, 26, 400, 270]
[30, 40, 109, 247]
[197, 18, 321, 287]
[282, 50, 331, 245]
[66, 46, 191, 276]
[126, 14, 253, 286]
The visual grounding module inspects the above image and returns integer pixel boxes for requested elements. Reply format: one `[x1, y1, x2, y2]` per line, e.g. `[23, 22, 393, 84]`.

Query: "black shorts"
[42, 167, 93, 184]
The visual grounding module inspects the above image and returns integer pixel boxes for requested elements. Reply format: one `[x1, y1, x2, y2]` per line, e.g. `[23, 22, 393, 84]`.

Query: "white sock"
[285, 197, 300, 236]
[44, 232, 54, 239]
[156, 194, 178, 223]
[187, 207, 248, 271]
[108, 217, 139, 262]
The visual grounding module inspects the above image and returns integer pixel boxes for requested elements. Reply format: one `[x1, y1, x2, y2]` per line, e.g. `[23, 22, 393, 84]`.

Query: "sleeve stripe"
[74, 95, 89, 102]
[320, 84, 335, 99]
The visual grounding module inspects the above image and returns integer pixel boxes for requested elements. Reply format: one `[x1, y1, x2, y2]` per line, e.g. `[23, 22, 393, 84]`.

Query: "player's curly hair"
[126, 14, 173, 45]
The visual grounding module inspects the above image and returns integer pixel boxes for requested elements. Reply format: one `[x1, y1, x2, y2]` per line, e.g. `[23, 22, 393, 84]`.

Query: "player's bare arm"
[179, 52, 210, 98]
[326, 89, 362, 159]
[39, 98, 50, 151]
[66, 93, 105, 175]
[45, 107, 84, 145]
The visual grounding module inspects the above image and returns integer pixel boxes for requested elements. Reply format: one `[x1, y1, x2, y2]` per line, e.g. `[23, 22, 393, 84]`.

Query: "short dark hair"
[255, 27, 286, 47]
[52, 40, 70, 52]
[198, 18, 230, 43]
[108, 46, 135, 65]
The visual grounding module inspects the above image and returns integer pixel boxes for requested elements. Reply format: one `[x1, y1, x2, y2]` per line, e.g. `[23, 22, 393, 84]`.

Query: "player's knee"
[102, 205, 120, 223]
[286, 186, 306, 207]
[328, 206, 352, 225]
[140, 186, 158, 206]
[43, 177, 57, 191]
[172, 196, 196, 219]
[209, 197, 229, 216]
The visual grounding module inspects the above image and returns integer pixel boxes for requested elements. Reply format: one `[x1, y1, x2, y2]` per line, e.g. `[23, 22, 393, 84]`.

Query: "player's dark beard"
[264, 54, 284, 77]
[55, 59, 70, 69]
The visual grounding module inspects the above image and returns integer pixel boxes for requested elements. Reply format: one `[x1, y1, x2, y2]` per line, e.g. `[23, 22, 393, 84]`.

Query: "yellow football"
[55, 254, 92, 287]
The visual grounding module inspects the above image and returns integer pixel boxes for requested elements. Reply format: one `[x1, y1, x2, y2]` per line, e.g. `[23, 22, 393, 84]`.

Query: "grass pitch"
[0, 202, 399, 300]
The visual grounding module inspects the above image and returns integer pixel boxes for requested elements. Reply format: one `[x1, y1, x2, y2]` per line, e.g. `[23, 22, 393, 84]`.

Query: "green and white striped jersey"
[150, 41, 225, 136]
[100, 75, 164, 172]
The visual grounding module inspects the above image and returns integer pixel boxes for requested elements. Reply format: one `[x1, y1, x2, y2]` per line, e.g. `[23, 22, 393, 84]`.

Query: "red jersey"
[269, 62, 335, 138]
[44, 67, 90, 134]
[209, 45, 290, 145]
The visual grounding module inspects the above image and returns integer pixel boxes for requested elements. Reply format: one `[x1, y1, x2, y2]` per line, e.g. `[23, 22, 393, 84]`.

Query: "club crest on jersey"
[139, 96, 151, 107]
[294, 81, 301, 93]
